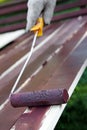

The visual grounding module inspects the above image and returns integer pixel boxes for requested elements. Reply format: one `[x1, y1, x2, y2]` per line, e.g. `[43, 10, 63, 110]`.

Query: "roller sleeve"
[10, 89, 69, 107]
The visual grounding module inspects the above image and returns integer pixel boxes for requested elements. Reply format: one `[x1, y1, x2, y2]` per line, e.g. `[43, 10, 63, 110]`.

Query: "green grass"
[55, 68, 87, 130]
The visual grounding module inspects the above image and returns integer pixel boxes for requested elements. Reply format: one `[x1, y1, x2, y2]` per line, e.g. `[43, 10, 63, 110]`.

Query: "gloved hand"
[26, 0, 57, 31]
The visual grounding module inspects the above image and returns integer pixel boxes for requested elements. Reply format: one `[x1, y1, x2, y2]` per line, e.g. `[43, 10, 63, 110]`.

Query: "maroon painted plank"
[0, 20, 87, 130]
[0, 1, 27, 15]
[1, 19, 85, 104]
[13, 107, 49, 130]
[55, 0, 87, 12]
[0, 22, 66, 104]
[18, 28, 87, 94]
[1, 16, 86, 72]
[0, 13, 26, 25]
[0, 23, 60, 74]
[0, 22, 26, 34]
[0, 101, 26, 130]
[11, 31, 87, 130]
[53, 8, 87, 22]
[0, 0, 26, 7]
[41, 38, 87, 90]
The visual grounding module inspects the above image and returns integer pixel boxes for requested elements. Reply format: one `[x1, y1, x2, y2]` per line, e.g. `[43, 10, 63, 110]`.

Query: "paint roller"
[10, 18, 69, 108]
[10, 89, 69, 107]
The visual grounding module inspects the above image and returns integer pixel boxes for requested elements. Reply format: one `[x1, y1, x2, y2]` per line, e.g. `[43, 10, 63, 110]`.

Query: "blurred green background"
[0, 0, 7, 3]
[0, 0, 12, 3]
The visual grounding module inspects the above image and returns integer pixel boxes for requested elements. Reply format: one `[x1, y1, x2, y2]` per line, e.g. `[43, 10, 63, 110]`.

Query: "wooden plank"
[11, 33, 87, 130]
[0, 22, 26, 34]
[1, 18, 86, 104]
[0, 21, 67, 104]
[0, 0, 27, 15]
[0, 19, 87, 130]
[55, 0, 87, 12]
[53, 8, 87, 22]
[0, 0, 27, 33]
[0, 3, 26, 15]
[0, 23, 60, 74]
[0, 13, 26, 25]
[0, 0, 26, 6]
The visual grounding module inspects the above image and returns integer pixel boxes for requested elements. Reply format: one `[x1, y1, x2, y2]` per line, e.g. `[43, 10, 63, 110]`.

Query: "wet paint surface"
[14, 107, 49, 130]
[0, 17, 87, 130]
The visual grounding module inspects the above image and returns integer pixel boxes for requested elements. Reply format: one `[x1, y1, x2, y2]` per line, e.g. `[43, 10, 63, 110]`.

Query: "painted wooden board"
[0, 18, 87, 130]
[10, 28, 87, 130]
